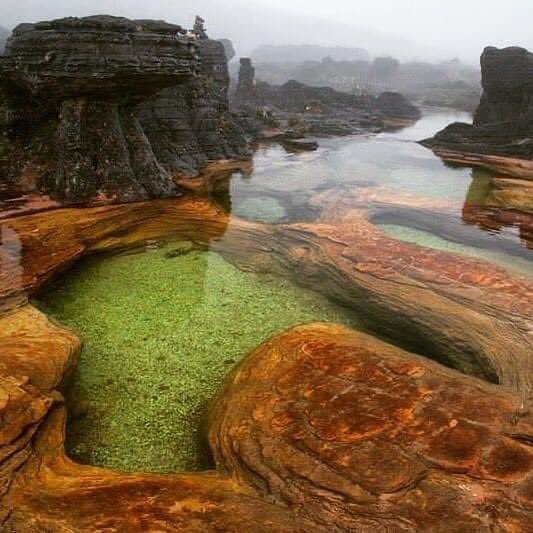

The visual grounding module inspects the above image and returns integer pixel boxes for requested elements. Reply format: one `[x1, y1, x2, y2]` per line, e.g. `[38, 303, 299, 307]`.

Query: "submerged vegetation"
[37, 244, 363, 473]
[378, 224, 533, 276]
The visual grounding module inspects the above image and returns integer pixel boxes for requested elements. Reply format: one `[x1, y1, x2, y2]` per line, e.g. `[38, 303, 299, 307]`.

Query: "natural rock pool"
[37, 246, 363, 472]
[34, 110, 532, 475]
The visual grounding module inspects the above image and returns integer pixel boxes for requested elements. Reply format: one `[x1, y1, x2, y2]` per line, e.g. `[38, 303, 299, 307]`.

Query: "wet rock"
[1, 319, 531, 531]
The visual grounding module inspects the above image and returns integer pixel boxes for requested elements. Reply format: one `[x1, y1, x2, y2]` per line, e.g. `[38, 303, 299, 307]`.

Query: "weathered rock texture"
[0, 192, 532, 530]
[423, 46, 533, 172]
[0, 16, 249, 204]
[0, 316, 531, 531]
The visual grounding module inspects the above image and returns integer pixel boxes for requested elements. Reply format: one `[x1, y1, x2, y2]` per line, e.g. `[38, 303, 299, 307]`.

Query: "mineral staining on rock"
[1, 194, 532, 531]
[36, 246, 362, 472]
[0, 16, 249, 204]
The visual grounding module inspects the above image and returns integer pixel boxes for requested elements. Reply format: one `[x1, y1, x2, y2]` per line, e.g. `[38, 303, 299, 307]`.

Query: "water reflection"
[214, 110, 532, 274]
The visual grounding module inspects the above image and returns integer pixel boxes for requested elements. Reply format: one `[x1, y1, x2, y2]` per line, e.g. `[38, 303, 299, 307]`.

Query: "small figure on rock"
[193, 16, 208, 39]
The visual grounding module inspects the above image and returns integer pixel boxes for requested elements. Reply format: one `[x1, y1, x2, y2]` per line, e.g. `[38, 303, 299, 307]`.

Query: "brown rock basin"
[0, 195, 532, 531]
[1, 323, 532, 531]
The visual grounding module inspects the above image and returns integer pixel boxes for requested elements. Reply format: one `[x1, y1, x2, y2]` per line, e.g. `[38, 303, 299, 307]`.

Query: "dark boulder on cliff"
[375, 91, 422, 120]
[0, 15, 249, 204]
[422, 46, 533, 160]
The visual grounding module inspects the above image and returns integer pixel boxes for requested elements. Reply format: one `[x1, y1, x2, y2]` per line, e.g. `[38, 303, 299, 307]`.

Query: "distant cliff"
[0, 16, 249, 204]
[0, 26, 9, 54]
[252, 44, 370, 64]
[422, 46, 533, 160]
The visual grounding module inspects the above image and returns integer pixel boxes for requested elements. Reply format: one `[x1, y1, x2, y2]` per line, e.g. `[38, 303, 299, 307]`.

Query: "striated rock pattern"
[0, 194, 531, 530]
[0, 316, 531, 531]
[423, 46, 533, 162]
[0, 15, 249, 204]
[136, 39, 249, 179]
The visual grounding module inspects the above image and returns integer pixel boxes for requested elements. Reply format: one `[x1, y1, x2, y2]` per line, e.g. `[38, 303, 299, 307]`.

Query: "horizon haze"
[1, 0, 533, 65]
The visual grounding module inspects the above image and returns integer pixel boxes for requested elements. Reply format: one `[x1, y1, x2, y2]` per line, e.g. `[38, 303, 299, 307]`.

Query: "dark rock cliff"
[422, 46, 533, 159]
[0, 15, 249, 204]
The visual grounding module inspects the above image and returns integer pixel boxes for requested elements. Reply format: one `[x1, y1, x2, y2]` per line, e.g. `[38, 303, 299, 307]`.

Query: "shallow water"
[379, 224, 533, 276]
[36, 110, 532, 474]
[38, 246, 363, 472]
[224, 111, 532, 274]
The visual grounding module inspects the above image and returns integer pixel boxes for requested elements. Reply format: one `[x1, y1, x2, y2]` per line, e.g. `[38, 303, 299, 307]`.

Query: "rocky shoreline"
[232, 57, 421, 139]
[422, 46, 533, 177]
[0, 193, 531, 530]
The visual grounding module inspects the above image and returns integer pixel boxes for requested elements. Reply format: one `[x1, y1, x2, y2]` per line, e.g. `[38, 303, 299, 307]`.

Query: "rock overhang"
[0, 15, 198, 101]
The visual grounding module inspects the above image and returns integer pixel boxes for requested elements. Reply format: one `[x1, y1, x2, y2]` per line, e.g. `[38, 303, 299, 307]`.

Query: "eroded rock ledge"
[0, 15, 249, 204]
[422, 46, 533, 177]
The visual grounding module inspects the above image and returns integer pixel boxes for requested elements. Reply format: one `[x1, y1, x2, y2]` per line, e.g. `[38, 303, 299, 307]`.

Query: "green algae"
[36, 245, 363, 473]
[378, 224, 533, 276]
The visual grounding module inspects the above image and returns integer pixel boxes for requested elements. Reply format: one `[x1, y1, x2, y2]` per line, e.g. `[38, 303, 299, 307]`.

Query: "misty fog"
[1, 0, 532, 65]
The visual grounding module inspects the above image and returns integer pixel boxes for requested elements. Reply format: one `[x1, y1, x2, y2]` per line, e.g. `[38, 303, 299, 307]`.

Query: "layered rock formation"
[233, 58, 420, 137]
[423, 46, 533, 166]
[0, 189, 531, 529]
[0, 16, 249, 204]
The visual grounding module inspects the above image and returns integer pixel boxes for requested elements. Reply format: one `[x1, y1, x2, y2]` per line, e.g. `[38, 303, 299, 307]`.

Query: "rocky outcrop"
[0, 16, 249, 205]
[422, 46, 533, 163]
[233, 58, 420, 137]
[235, 58, 256, 103]
[375, 91, 421, 120]
[0, 26, 9, 54]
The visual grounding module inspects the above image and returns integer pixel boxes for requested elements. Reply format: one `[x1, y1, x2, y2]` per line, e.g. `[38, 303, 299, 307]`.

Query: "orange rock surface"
[0, 194, 532, 531]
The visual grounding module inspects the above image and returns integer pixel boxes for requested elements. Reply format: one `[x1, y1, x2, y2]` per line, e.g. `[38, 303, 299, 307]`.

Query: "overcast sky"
[2, 0, 532, 64]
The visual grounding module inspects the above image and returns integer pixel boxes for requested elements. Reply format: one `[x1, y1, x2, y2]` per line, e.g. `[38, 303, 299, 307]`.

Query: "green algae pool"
[378, 224, 533, 277]
[36, 244, 363, 473]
